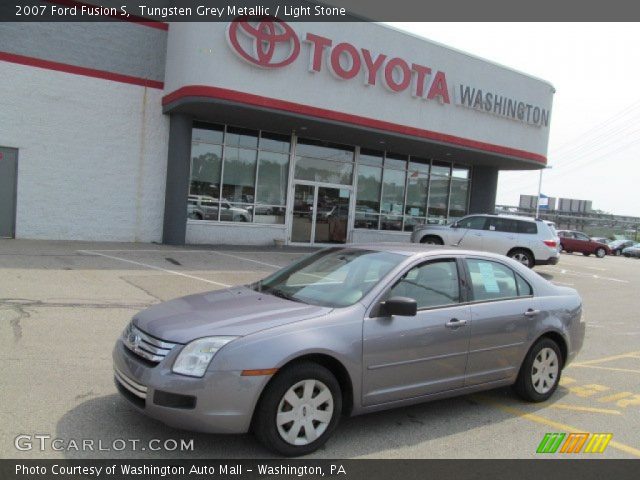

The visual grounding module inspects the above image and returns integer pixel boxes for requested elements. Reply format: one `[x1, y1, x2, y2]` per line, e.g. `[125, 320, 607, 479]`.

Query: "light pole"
[535, 166, 552, 218]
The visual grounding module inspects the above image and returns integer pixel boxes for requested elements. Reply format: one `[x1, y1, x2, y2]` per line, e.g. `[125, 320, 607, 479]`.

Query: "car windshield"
[252, 248, 405, 308]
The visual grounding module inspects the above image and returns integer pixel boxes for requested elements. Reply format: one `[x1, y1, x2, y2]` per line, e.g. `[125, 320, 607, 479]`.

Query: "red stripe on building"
[44, 0, 169, 31]
[0, 51, 164, 89]
[163, 85, 547, 165]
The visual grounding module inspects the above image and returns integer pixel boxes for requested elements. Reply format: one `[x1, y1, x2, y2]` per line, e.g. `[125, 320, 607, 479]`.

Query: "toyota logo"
[226, 17, 300, 68]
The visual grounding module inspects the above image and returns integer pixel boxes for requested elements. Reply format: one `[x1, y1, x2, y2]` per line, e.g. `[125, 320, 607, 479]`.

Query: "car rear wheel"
[253, 362, 342, 457]
[513, 338, 563, 402]
[508, 249, 534, 269]
[420, 235, 443, 245]
[595, 247, 606, 258]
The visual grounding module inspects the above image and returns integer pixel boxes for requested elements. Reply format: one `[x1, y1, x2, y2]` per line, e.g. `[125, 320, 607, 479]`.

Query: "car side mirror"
[451, 222, 459, 228]
[383, 296, 417, 317]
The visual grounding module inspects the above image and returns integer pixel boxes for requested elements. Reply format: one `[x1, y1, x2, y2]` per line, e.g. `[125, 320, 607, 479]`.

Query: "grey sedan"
[113, 244, 585, 456]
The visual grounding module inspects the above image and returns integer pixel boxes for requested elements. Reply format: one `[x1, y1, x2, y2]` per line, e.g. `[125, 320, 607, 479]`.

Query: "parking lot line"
[571, 351, 640, 366]
[549, 404, 621, 415]
[78, 250, 231, 287]
[569, 365, 640, 374]
[209, 250, 282, 269]
[478, 398, 640, 458]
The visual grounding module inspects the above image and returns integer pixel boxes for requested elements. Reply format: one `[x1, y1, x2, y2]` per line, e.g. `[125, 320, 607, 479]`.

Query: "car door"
[574, 232, 593, 253]
[451, 215, 488, 250]
[462, 257, 536, 386]
[559, 231, 576, 251]
[483, 217, 519, 255]
[362, 258, 471, 406]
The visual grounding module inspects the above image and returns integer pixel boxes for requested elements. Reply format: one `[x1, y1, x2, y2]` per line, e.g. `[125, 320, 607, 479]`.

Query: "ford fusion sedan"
[113, 244, 584, 456]
[410, 214, 560, 268]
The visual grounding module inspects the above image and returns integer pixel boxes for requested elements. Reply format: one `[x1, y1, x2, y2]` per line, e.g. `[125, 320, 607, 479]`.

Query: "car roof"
[467, 213, 539, 223]
[338, 243, 513, 261]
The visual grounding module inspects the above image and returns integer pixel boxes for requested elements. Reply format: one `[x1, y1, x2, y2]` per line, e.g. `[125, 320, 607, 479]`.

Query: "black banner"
[1, 460, 638, 480]
[3, 0, 640, 22]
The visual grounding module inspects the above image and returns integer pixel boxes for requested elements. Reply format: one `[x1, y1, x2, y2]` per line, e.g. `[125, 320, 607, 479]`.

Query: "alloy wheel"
[512, 252, 530, 266]
[276, 379, 334, 446]
[531, 347, 559, 394]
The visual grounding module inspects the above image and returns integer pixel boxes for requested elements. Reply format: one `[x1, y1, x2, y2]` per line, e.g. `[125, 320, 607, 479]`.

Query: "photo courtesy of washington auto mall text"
[2, 0, 640, 480]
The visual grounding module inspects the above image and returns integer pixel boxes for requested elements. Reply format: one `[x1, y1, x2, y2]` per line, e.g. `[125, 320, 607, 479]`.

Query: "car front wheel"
[420, 235, 443, 245]
[514, 338, 563, 402]
[253, 362, 342, 456]
[595, 247, 606, 258]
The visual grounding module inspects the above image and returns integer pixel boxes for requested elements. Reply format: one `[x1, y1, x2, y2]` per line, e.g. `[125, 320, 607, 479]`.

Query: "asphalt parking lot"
[1, 239, 639, 459]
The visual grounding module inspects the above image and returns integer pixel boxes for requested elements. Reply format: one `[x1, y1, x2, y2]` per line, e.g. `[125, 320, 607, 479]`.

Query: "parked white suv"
[410, 214, 560, 268]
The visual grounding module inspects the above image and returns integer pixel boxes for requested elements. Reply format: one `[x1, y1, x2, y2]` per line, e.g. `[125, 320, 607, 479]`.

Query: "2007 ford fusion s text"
[113, 244, 584, 456]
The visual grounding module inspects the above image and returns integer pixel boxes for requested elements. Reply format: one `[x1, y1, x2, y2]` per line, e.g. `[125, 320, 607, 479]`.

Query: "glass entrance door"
[290, 184, 350, 244]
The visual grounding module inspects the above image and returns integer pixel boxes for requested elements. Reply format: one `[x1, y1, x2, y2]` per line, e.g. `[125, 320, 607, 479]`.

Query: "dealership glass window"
[427, 174, 450, 224]
[221, 147, 257, 205]
[294, 139, 354, 185]
[380, 166, 406, 231]
[225, 126, 259, 149]
[403, 157, 430, 231]
[448, 177, 470, 221]
[188, 123, 290, 224]
[296, 138, 354, 162]
[359, 148, 384, 167]
[355, 164, 382, 229]
[189, 124, 223, 204]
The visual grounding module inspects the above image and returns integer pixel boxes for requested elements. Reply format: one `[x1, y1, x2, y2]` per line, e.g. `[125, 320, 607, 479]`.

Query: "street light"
[535, 165, 553, 218]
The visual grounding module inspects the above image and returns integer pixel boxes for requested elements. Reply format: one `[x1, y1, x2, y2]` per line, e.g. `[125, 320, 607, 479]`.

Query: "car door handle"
[445, 318, 468, 329]
[524, 309, 540, 317]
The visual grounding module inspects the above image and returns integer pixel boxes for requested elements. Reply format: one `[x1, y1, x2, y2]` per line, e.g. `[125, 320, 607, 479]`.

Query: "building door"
[0, 147, 18, 238]
[290, 183, 350, 244]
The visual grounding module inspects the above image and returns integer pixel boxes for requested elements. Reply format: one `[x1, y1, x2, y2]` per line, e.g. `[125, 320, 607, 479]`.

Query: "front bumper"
[112, 339, 268, 434]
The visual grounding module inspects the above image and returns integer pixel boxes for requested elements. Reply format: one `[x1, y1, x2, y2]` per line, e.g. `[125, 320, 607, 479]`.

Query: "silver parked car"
[113, 244, 584, 456]
[411, 214, 560, 268]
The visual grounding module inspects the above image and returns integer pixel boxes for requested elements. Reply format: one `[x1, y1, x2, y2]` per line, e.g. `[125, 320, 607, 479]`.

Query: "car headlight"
[172, 336, 237, 378]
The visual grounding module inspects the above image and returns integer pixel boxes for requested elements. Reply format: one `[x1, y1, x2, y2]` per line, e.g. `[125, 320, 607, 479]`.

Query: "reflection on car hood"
[133, 286, 331, 343]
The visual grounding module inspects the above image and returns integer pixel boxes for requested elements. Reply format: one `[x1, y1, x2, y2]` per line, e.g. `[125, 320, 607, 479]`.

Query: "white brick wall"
[0, 62, 169, 242]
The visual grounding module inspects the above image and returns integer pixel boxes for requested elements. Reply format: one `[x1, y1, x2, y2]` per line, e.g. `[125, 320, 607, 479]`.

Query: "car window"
[559, 231, 573, 238]
[518, 221, 538, 234]
[515, 273, 533, 296]
[486, 217, 518, 233]
[457, 216, 487, 230]
[576, 233, 590, 241]
[466, 259, 521, 302]
[386, 260, 460, 309]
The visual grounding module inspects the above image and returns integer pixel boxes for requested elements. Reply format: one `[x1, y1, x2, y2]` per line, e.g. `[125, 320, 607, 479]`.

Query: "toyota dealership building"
[0, 18, 554, 245]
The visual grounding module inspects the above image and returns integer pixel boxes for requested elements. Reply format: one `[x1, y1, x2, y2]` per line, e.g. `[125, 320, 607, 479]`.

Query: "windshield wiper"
[265, 288, 302, 303]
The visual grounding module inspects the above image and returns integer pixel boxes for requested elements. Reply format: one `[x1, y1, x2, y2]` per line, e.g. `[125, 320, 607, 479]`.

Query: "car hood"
[133, 286, 332, 344]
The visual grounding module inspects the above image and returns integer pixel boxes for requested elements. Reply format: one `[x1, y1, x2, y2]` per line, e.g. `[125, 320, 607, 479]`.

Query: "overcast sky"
[388, 23, 640, 217]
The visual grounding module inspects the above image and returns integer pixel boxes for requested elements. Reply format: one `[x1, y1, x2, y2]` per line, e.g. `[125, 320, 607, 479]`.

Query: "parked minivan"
[410, 214, 559, 268]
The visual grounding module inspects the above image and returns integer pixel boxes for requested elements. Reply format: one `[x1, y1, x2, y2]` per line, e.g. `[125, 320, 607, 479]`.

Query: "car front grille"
[122, 322, 178, 364]
[114, 365, 148, 400]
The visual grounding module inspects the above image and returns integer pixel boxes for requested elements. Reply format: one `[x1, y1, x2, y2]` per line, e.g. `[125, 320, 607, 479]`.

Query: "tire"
[253, 362, 342, 457]
[513, 338, 563, 402]
[582, 252, 591, 256]
[420, 235, 443, 245]
[508, 249, 534, 269]
[595, 247, 606, 258]
[559, 243, 565, 253]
